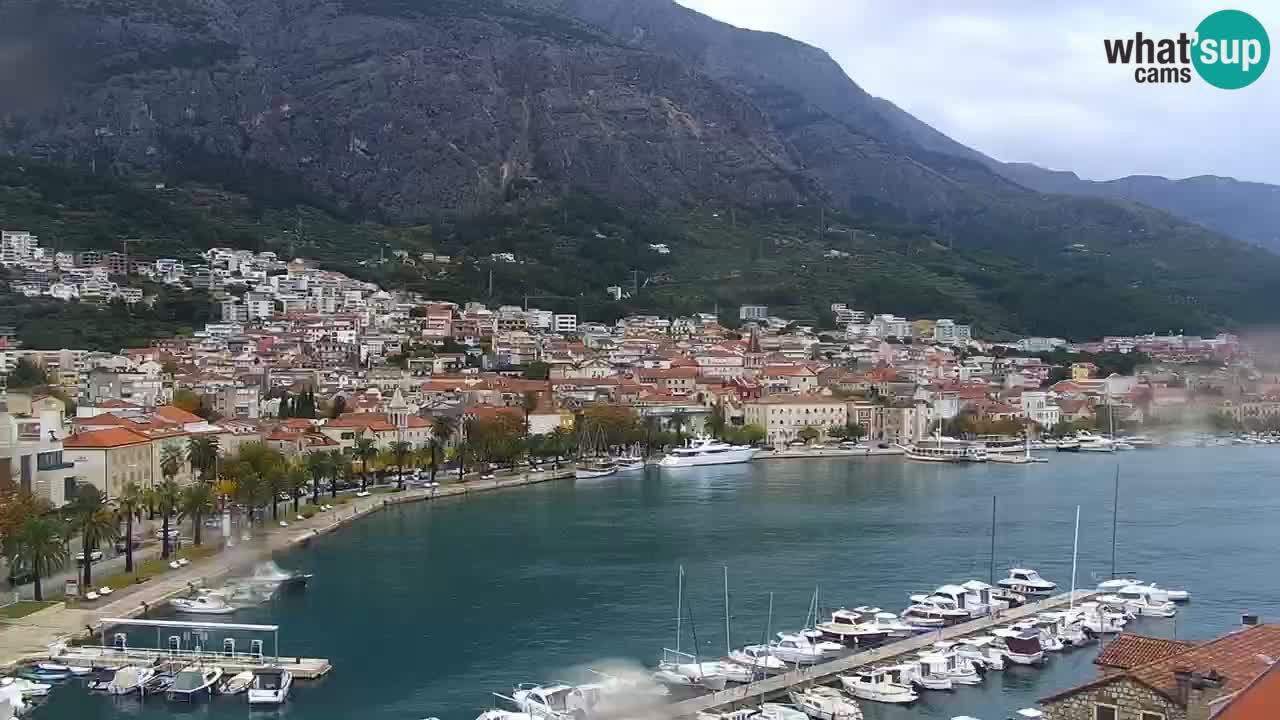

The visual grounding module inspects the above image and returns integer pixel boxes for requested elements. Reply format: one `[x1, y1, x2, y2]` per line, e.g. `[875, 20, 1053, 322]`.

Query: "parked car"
[155, 528, 181, 540]
[75, 550, 104, 564]
[114, 538, 140, 553]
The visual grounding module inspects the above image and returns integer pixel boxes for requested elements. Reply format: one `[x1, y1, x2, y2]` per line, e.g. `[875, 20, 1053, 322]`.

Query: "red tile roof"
[1215, 662, 1280, 719]
[154, 405, 205, 424]
[65, 427, 151, 449]
[1095, 633, 1197, 670]
[74, 413, 144, 429]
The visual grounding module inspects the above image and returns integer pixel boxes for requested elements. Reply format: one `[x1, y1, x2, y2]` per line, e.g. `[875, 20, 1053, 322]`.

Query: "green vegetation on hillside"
[1, 158, 1274, 346]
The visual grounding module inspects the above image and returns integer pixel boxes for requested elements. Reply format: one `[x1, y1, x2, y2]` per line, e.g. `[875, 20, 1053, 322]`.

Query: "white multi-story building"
[744, 394, 848, 448]
[0, 231, 38, 266]
[870, 314, 910, 338]
[552, 314, 578, 334]
[1020, 391, 1061, 428]
[739, 305, 769, 321]
[933, 319, 972, 345]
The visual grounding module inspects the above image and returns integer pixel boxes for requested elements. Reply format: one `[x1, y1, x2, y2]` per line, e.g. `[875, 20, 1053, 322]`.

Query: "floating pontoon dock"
[48, 618, 332, 679]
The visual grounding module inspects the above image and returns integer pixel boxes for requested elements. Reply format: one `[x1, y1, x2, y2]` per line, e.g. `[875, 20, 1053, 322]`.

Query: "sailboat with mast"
[575, 421, 618, 479]
[654, 567, 728, 691]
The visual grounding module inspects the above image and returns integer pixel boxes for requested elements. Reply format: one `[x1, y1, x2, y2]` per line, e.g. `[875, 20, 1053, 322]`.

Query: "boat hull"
[658, 448, 757, 467]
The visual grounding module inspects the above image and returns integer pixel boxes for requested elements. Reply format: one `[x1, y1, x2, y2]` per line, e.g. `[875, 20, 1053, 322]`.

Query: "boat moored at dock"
[659, 437, 758, 468]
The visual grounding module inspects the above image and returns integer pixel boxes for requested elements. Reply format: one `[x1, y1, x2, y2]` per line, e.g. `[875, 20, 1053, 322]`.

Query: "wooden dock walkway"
[664, 590, 1095, 718]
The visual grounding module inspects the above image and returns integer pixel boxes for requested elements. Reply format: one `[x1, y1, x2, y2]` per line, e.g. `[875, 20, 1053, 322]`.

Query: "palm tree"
[284, 466, 309, 513]
[520, 391, 541, 437]
[389, 440, 413, 490]
[305, 451, 333, 505]
[68, 485, 117, 589]
[10, 515, 68, 601]
[153, 479, 181, 558]
[429, 414, 458, 485]
[238, 443, 286, 521]
[328, 450, 348, 499]
[160, 442, 186, 485]
[116, 482, 144, 573]
[707, 403, 727, 439]
[547, 426, 570, 469]
[669, 409, 689, 445]
[179, 483, 215, 546]
[352, 437, 378, 492]
[187, 435, 220, 482]
[643, 415, 661, 455]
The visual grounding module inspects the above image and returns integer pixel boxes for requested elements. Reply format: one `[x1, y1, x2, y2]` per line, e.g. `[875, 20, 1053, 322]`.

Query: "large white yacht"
[658, 437, 758, 468]
[997, 568, 1057, 598]
[1076, 431, 1116, 452]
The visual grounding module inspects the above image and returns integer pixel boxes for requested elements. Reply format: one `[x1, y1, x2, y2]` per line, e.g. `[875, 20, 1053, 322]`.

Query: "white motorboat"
[36, 663, 90, 676]
[933, 583, 1010, 618]
[106, 666, 156, 696]
[247, 669, 291, 705]
[772, 632, 843, 663]
[170, 592, 236, 615]
[1011, 619, 1064, 652]
[1068, 601, 1129, 634]
[760, 703, 810, 720]
[1099, 586, 1177, 617]
[954, 636, 1005, 670]
[990, 628, 1045, 666]
[789, 686, 864, 720]
[897, 436, 987, 463]
[513, 683, 607, 718]
[0, 676, 50, 698]
[218, 670, 254, 695]
[658, 437, 757, 467]
[1121, 435, 1158, 448]
[903, 594, 969, 627]
[1105, 582, 1188, 603]
[853, 608, 921, 638]
[997, 568, 1057, 598]
[0, 679, 26, 720]
[727, 645, 789, 674]
[1037, 612, 1092, 647]
[1054, 437, 1080, 451]
[653, 651, 728, 691]
[1095, 577, 1143, 594]
[1076, 431, 1115, 452]
[817, 608, 880, 646]
[918, 650, 981, 686]
[839, 668, 918, 704]
[167, 665, 223, 701]
[477, 710, 539, 720]
[887, 662, 951, 691]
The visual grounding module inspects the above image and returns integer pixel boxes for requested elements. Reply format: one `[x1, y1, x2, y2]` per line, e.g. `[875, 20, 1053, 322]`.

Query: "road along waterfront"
[27, 446, 1280, 720]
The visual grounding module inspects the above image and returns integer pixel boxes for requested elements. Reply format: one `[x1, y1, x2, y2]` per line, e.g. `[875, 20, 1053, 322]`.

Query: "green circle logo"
[1193, 10, 1270, 89]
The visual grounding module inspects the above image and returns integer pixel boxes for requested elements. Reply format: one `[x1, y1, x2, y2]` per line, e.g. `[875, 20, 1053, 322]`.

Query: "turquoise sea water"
[31, 446, 1280, 720]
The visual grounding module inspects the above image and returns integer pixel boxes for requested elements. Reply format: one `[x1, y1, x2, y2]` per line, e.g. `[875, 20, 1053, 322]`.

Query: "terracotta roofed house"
[1040, 622, 1280, 720]
[64, 427, 155, 500]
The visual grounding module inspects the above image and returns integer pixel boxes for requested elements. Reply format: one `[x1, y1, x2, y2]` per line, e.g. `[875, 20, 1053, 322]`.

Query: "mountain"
[994, 165, 1280, 251]
[2, 0, 1279, 338]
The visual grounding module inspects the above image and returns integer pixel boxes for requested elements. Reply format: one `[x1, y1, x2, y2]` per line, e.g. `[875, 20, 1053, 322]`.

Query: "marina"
[20, 446, 1280, 720]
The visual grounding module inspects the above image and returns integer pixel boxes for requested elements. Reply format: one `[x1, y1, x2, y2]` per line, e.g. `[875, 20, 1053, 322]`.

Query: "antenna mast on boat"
[989, 495, 997, 586]
[1070, 505, 1081, 610]
[675, 565, 683, 655]
[1111, 466, 1120, 580]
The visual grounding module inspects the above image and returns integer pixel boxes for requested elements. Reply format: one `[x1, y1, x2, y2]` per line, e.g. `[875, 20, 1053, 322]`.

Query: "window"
[1093, 704, 1117, 720]
[1140, 713, 1164, 720]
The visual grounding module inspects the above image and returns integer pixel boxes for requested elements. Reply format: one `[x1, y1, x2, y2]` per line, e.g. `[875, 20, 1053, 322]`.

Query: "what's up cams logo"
[1104, 9, 1269, 88]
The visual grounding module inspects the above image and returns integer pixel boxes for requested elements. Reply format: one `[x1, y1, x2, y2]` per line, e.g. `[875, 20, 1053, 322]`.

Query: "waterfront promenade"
[0, 466, 575, 671]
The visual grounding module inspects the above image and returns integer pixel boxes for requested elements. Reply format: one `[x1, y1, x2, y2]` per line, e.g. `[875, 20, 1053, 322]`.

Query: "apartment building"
[744, 394, 848, 447]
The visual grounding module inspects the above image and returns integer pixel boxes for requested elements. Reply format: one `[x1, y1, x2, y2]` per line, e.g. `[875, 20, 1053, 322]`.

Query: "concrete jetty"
[664, 590, 1095, 718]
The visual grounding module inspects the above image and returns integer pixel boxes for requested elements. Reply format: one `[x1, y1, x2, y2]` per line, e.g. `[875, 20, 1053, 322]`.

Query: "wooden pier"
[664, 590, 1095, 718]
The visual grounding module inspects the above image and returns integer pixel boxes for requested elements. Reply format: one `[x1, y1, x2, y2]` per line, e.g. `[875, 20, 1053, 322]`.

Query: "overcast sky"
[677, 0, 1279, 185]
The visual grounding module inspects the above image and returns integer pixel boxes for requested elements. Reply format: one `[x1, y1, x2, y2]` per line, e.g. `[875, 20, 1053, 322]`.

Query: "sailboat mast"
[675, 566, 683, 655]
[1070, 505, 1081, 610]
[767, 592, 773, 645]
[1111, 467, 1120, 579]
[724, 566, 731, 656]
[989, 496, 997, 586]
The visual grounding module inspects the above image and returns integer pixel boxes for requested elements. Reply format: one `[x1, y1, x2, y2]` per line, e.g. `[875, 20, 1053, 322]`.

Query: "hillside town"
[1, 242, 1273, 509]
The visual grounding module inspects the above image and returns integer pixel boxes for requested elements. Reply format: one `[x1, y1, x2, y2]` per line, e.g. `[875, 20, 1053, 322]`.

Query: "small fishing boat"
[1068, 601, 1129, 634]
[574, 462, 617, 479]
[170, 591, 236, 615]
[899, 657, 953, 691]
[512, 682, 608, 718]
[771, 632, 843, 664]
[18, 667, 69, 683]
[1098, 586, 1177, 617]
[996, 568, 1057, 598]
[612, 455, 646, 471]
[759, 704, 810, 720]
[653, 654, 728, 691]
[247, 669, 292, 705]
[902, 594, 969, 627]
[1054, 437, 1080, 452]
[789, 686, 864, 720]
[278, 573, 313, 590]
[144, 672, 175, 696]
[218, 670, 254, 695]
[853, 609, 922, 638]
[167, 665, 223, 702]
[954, 636, 1006, 670]
[816, 608, 880, 646]
[919, 650, 982, 685]
[106, 666, 156, 696]
[839, 668, 917, 704]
